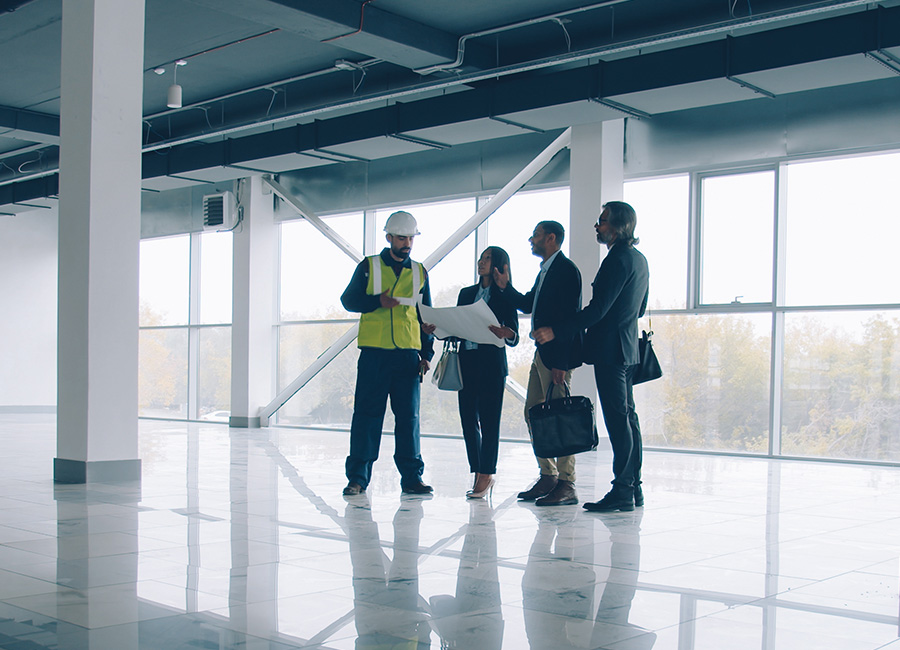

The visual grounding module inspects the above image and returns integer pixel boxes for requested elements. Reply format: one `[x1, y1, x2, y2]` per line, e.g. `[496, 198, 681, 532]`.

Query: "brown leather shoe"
[342, 481, 365, 496]
[535, 480, 578, 506]
[517, 475, 558, 501]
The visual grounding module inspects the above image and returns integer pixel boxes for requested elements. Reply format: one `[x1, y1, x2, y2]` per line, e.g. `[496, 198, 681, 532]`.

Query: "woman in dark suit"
[457, 247, 519, 498]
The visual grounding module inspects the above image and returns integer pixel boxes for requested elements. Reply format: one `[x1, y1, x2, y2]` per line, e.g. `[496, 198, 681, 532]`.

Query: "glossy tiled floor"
[0, 415, 898, 649]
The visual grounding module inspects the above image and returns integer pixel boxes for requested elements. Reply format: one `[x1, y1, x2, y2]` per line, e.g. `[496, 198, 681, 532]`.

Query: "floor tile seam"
[0, 568, 84, 596]
[636, 525, 768, 542]
[698, 556, 886, 581]
[772, 517, 900, 540]
[628, 547, 756, 576]
[0, 596, 188, 631]
[783, 563, 900, 591]
[721, 589, 900, 627]
[777, 504, 900, 519]
[504, 599, 683, 637]
[0, 538, 184, 562]
[856, 564, 900, 579]
[0, 526, 56, 542]
[630, 575, 808, 609]
[637, 537, 766, 555]
[658, 555, 844, 586]
[765, 540, 900, 563]
[134, 577, 254, 606]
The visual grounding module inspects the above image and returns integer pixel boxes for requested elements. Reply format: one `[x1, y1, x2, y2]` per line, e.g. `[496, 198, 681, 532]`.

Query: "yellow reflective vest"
[358, 254, 425, 350]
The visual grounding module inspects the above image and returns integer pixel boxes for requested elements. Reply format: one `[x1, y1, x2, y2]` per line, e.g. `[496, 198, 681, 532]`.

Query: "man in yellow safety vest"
[340, 210, 435, 496]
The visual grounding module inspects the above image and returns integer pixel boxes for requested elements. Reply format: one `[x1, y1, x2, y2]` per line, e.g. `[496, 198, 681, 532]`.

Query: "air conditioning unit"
[202, 191, 236, 231]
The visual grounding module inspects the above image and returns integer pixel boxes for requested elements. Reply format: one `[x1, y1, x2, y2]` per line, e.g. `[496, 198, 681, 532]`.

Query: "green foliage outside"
[140, 298, 900, 462]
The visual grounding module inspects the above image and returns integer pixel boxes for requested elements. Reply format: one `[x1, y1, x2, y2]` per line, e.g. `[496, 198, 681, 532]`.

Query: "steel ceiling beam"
[183, 0, 492, 70]
[4, 3, 900, 203]
[0, 106, 59, 145]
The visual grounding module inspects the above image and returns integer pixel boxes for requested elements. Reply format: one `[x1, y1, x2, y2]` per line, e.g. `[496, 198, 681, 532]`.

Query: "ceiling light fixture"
[166, 59, 187, 109]
[334, 59, 364, 71]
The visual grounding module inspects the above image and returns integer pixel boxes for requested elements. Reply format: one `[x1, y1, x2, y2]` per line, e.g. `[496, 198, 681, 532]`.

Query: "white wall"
[0, 207, 58, 410]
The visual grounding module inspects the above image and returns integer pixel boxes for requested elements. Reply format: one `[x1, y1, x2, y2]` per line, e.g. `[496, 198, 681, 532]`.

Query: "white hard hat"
[384, 211, 420, 236]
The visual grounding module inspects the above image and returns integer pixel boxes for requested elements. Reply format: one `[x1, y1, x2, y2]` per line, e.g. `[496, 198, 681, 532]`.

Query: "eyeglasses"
[596, 218, 608, 225]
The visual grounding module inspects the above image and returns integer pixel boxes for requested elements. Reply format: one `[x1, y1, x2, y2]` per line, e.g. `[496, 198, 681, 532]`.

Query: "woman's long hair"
[485, 246, 511, 287]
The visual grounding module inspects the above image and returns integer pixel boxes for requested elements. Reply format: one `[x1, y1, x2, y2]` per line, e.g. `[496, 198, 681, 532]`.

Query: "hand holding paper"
[417, 299, 505, 347]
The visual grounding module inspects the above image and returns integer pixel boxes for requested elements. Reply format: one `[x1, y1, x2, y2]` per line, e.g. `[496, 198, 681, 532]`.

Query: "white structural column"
[55, 0, 145, 483]
[230, 176, 276, 428]
[567, 120, 625, 446]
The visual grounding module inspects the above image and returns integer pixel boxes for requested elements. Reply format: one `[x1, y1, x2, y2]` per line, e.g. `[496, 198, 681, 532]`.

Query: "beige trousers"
[524, 351, 576, 483]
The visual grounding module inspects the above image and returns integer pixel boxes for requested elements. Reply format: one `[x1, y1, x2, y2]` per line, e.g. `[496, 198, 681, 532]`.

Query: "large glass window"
[281, 213, 362, 320]
[637, 313, 772, 452]
[139, 328, 188, 418]
[781, 311, 900, 461]
[198, 327, 231, 421]
[199, 231, 233, 324]
[268, 152, 900, 466]
[139, 231, 232, 421]
[784, 153, 900, 306]
[700, 171, 775, 305]
[140, 235, 190, 326]
[277, 327, 359, 427]
[277, 210, 364, 427]
[625, 175, 689, 310]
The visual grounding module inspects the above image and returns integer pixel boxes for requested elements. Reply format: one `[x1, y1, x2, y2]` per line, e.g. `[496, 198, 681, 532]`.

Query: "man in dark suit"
[494, 221, 583, 506]
[535, 202, 649, 512]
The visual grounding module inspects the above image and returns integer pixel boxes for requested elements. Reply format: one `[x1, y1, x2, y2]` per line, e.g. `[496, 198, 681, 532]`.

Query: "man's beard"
[392, 246, 411, 259]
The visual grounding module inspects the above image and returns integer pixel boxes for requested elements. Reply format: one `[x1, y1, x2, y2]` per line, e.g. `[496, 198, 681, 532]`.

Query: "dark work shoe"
[634, 484, 644, 507]
[401, 480, 434, 495]
[517, 475, 558, 501]
[343, 481, 365, 496]
[535, 480, 578, 506]
[583, 491, 635, 513]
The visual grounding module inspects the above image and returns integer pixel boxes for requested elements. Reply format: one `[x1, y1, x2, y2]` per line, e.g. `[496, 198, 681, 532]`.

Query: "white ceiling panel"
[610, 78, 760, 115]
[141, 175, 207, 192]
[0, 197, 57, 215]
[404, 118, 532, 147]
[738, 54, 897, 96]
[320, 135, 437, 160]
[176, 166, 250, 183]
[502, 100, 626, 131]
[237, 152, 333, 173]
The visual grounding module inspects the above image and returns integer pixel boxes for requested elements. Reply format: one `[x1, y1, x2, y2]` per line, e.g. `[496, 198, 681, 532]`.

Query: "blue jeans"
[345, 348, 425, 488]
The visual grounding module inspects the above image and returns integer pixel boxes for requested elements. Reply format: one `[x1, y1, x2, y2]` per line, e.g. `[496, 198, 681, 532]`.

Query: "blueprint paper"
[418, 299, 505, 347]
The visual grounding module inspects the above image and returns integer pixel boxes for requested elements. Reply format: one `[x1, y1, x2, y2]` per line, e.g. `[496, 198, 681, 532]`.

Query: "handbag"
[432, 340, 463, 391]
[528, 384, 599, 458]
[634, 328, 663, 385]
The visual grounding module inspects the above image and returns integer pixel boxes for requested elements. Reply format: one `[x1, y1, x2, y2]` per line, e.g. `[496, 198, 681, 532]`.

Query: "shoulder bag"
[432, 340, 463, 391]
[634, 324, 663, 385]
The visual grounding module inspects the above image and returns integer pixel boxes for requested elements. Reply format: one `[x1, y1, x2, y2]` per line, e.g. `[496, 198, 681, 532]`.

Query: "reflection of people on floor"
[590, 511, 656, 649]
[522, 510, 596, 649]
[346, 497, 432, 649]
[429, 500, 504, 649]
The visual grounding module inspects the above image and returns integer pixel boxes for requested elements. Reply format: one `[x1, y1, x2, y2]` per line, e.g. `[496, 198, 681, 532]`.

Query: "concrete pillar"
[55, 0, 145, 483]
[230, 176, 276, 428]
[568, 120, 625, 447]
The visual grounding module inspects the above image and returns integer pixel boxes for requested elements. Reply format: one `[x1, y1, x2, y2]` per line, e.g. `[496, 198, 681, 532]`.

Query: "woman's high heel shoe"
[466, 476, 495, 499]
